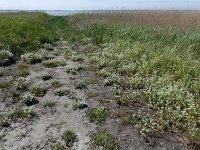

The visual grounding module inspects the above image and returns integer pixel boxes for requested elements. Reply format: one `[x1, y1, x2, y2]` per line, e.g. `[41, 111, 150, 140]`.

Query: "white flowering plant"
[0, 50, 13, 65]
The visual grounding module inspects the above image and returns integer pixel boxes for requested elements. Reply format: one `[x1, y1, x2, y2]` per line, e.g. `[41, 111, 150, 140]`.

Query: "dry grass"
[71, 10, 200, 29]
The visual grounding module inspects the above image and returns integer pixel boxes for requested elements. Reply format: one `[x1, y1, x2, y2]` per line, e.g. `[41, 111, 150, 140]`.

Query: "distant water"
[0, 10, 137, 16]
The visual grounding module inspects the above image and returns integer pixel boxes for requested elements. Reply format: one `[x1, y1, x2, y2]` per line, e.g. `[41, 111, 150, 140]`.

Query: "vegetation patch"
[61, 130, 78, 147]
[87, 107, 109, 123]
[41, 73, 52, 81]
[51, 143, 65, 150]
[22, 93, 38, 106]
[54, 88, 71, 96]
[90, 130, 118, 150]
[66, 65, 83, 75]
[75, 80, 86, 89]
[18, 69, 30, 77]
[0, 50, 13, 66]
[21, 52, 44, 64]
[43, 101, 56, 108]
[51, 80, 63, 88]
[43, 60, 66, 68]
[72, 101, 88, 110]
[31, 86, 47, 97]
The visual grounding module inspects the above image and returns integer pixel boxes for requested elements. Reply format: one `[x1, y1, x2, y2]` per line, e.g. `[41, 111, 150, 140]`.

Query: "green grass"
[87, 107, 109, 123]
[61, 130, 78, 147]
[90, 130, 118, 150]
[0, 12, 73, 59]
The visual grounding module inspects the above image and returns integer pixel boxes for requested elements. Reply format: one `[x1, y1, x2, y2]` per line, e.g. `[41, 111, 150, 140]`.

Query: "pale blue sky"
[0, 0, 200, 10]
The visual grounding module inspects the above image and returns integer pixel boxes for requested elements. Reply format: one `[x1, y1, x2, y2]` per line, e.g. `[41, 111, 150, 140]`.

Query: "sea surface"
[0, 10, 137, 16]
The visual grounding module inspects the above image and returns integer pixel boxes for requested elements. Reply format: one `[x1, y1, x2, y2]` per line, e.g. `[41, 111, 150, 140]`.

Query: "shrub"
[31, 86, 47, 97]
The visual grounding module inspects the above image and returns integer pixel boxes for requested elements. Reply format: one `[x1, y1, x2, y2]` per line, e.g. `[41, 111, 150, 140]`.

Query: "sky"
[0, 0, 200, 10]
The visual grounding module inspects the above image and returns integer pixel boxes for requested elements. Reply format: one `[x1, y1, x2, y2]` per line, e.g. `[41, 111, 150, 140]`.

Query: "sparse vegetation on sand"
[1, 11, 200, 149]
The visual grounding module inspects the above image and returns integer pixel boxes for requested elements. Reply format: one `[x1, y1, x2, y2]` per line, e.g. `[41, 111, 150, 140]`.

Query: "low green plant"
[43, 60, 66, 68]
[9, 108, 35, 121]
[41, 73, 52, 81]
[51, 80, 63, 88]
[0, 82, 11, 89]
[0, 115, 10, 128]
[87, 91, 97, 98]
[18, 64, 29, 70]
[54, 88, 70, 96]
[22, 93, 38, 106]
[90, 130, 118, 150]
[51, 143, 65, 150]
[43, 101, 56, 108]
[71, 55, 84, 62]
[13, 78, 28, 91]
[72, 101, 88, 110]
[75, 80, 86, 89]
[0, 50, 13, 66]
[18, 69, 30, 77]
[66, 66, 83, 75]
[87, 107, 109, 123]
[31, 86, 47, 97]
[21, 52, 44, 64]
[61, 130, 78, 147]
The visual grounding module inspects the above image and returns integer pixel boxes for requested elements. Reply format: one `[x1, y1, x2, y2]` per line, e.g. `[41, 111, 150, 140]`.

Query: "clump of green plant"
[22, 93, 38, 106]
[13, 78, 28, 91]
[0, 50, 13, 66]
[87, 91, 97, 98]
[0, 115, 10, 128]
[9, 108, 35, 121]
[12, 91, 22, 104]
[21, 52, 44, 64]
[51, 80, 63, 88]
[41, 73, 52, 81]
[72, 101, 88, 110]
[75, 80, 86, 89]
[51, 143, 65, 150]
[18, 69, 30, 77]
[90, 130, 118, 150]
[66, 66, 83, 75]
[31, 85, 47, 97]
[54, 88, 70, 96]
[0, 81, 11, 89]
[18, 64, 29, 70]
[43, 101, 56, 108]
[0, 68, 4, 77]
[68, 92, 80, 101]
[71, 54, 84, 62]
[87, 107, 109, 123]
[43, 59, 66, 68]
[64, 50, 74, 59]
[61, 130, 78, 147]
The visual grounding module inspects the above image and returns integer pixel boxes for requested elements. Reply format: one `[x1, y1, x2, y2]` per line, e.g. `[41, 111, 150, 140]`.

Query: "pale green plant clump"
[22, 93, 38, 106]
[13, 77, 28, 91]
[21, 52, 44, 64]
[0, 50, 13, 65]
